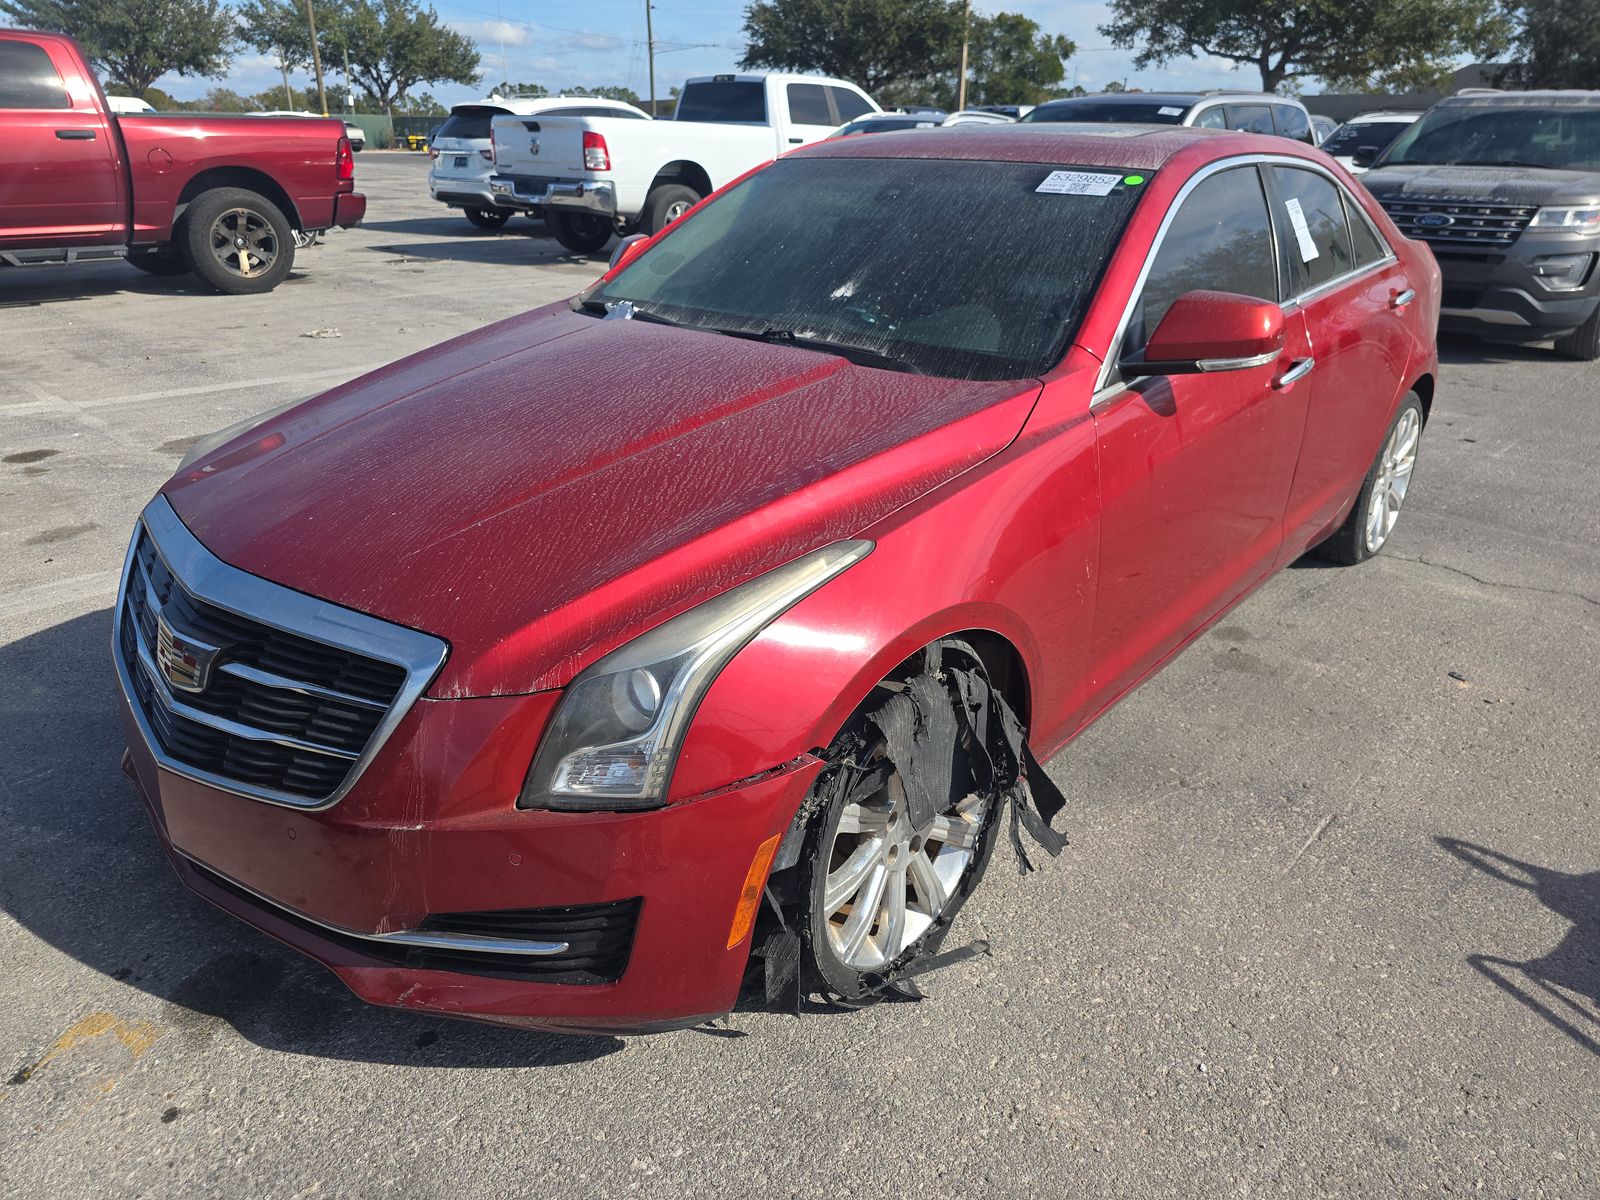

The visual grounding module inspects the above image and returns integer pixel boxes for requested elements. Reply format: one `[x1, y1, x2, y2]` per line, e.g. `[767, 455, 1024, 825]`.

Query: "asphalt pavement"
[1, 154, 1596, 1199]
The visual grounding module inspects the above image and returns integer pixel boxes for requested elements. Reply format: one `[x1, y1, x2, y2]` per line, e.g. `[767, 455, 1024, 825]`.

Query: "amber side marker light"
[728, 833, 782, 949]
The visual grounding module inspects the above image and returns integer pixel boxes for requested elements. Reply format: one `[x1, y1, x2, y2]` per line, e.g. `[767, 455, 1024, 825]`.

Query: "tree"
[0, 0, 235, 94]
[572, 84, 642, 103]
[1100, 0, 1510, 93]
[963, 13, 1074, 106]
[489, 80, 548, 98]
[324, 0, 480, 121]
[740, 0, 964, 96]
[1498, 0, 1600, 89]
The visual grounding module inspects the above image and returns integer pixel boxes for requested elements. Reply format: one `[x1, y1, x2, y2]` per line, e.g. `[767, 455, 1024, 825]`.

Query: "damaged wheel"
[800, 640, 1003, 1004]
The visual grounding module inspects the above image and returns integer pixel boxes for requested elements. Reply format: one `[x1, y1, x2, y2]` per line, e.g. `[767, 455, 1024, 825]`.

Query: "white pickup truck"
[488, 72, 879, 253]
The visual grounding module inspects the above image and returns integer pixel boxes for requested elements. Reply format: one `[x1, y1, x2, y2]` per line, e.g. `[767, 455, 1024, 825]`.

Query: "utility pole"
[280, 56, 293, 109]
[644, 0, 656, 115]
[342, 44, 353, 112]
[956, 0, 970, 111]
[303, 0, 329, 116]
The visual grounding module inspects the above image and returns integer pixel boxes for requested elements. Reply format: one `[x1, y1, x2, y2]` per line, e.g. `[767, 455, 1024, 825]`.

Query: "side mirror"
[1120, 290, 1284, 377]
[608, 232, 650, 272]
[1352, 144, 1380, 169]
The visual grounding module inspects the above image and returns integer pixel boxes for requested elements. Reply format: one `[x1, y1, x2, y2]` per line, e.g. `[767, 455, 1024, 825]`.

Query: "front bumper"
[121, 686, 821, 1034]
[1432, 239, 1600, 341]
[489, 175, 616, 217]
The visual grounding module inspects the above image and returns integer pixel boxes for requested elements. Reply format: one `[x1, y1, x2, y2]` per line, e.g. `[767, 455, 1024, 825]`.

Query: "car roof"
[1034, 91, 1292, 110]
[1343, 111, 1420, 122]
[465, 96, 647, 116]
[1437, 90, 1600, 108]
[798, 123, 1307, 171]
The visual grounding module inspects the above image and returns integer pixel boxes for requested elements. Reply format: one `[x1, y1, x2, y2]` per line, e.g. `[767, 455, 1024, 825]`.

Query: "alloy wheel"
[209, 207, 279, 279]
[1364, 406, 1420, 553]
[822, 752, 989, 972]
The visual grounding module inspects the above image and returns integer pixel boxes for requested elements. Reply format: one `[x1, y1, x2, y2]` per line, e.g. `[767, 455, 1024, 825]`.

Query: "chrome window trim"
[178, 852, 570, 956]
[1091, 153, 1399, 405]
[113, 495, 449, 812]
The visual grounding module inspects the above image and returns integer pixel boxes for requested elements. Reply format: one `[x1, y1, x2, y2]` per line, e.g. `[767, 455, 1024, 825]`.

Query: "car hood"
[1361, 163, 1600, 206]
[163, 305, 1040, 697]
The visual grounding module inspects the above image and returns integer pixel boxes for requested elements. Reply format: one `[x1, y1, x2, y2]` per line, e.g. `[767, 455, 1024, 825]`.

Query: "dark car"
[1362, 91, 1600, 359]
[1021, 92, 1315, 144]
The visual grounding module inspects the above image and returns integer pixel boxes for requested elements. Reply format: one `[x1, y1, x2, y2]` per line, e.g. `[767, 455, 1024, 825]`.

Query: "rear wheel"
[1317, 393, 1424, 564]
[641, 183, 700, 235]
[180, 187, 294, 295]
[463, 207, 511, 230]
[548, 210, 613, 254]
[1554, 306, 1600, 360]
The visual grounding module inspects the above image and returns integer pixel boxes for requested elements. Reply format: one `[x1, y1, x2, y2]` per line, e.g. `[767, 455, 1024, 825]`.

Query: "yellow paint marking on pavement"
[10, 1011, 162, 1085]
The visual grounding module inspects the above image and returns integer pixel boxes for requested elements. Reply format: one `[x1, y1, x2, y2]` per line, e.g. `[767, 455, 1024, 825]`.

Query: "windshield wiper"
[715, 327, 922, 374]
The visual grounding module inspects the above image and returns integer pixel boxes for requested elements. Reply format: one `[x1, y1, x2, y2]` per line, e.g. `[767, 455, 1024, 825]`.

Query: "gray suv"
[1361, 91, 1600, 359]
[1020, 91, 1315, 144]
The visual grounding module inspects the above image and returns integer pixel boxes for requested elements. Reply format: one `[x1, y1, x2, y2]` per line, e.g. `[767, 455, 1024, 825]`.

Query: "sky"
[156, 0, 1256, 107]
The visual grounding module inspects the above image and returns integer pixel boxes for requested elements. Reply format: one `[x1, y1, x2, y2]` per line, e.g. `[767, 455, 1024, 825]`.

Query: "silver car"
[429, 96, 652, 230]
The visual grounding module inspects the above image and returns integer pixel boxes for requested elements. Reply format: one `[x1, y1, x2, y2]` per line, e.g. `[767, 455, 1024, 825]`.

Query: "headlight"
[519, 540, 874, 811]
[1530, 206, 1600, 230]
[176, 397, 304, 473]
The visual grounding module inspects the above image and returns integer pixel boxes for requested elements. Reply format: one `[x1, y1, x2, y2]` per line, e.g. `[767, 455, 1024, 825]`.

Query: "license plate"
[453, 155, 468, 168]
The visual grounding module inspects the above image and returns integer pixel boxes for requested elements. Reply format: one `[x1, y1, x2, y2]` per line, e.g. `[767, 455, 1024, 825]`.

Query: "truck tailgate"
[492, 113, 589, 181]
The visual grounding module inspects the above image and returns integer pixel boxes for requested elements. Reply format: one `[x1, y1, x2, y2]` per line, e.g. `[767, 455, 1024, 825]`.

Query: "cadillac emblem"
[154, 610, 222, 693]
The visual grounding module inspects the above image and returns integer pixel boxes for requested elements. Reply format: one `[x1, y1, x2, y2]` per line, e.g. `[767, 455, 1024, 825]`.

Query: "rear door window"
[1263, 166, 1357, 294]
[0, 39, 70, 109]
[1125, 165, 1279, 355]
[1227, 105, 1276, 134]
[676, 80, 766, 123]
[1272, 104, 1313, 143]
[829, 86, 873, 123]
[1192, 106, 1227, 129]
[786, 83, 833, 127]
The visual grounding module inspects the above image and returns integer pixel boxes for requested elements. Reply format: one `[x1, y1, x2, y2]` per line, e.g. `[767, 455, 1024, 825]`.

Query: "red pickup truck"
[0, 29, 365, 293]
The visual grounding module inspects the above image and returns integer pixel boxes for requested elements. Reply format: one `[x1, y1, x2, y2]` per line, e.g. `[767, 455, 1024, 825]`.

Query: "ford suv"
[1361, 91, 1600, 358]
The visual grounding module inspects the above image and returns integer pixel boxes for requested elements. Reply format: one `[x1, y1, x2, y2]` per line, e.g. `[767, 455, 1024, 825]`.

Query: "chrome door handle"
[1274, 357, 1315, 389]
[1390, 287, 1416, 309]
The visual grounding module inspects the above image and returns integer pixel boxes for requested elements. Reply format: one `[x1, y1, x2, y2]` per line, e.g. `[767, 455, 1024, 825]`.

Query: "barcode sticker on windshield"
[1284, 197, 1320, 262]
[1158, 106, 1184, 116]
[1036, 170, 1122, 196]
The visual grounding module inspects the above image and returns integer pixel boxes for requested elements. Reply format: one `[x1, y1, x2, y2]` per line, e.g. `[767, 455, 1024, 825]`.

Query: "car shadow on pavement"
[1436, 836, 1600, 1056]
[367, 239, 601, 268]
[0, 608, 621, 1067]
[1436, 333, 1567, 367]
[357, 216, 542, 237]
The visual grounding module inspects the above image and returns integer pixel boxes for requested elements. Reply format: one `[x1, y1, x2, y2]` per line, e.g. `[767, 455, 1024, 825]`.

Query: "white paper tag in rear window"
[1158, 106, 1184, 116]
[1036, 170, 1122, 196]
[1284, 196, 1320, 262]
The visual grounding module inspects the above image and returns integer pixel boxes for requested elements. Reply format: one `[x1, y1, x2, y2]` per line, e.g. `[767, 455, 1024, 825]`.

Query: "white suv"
[1317, 111, 1422, 174]
[429, 96, 652, 230]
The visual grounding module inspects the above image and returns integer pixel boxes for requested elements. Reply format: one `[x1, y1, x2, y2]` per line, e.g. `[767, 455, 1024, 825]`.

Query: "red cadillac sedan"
[116, 125, 1439, 1033]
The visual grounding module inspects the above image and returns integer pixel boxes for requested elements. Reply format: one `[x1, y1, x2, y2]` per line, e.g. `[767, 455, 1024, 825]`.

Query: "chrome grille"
[1379, 197, 1537, 247]
[115, 498, 448, 809]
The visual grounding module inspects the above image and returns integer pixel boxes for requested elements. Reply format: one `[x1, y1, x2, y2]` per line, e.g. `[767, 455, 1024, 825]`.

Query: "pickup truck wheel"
[796, 639, 1001, 1006]
[1554, 306, 1600, 360]
[181, 188, 294, 295]
[463, 207, 511, 230]
[641, 184, 701, 235]
[126, 250, 191, 277]
[548, 211, 613, 254]
[1316, 393, 1424, 565]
